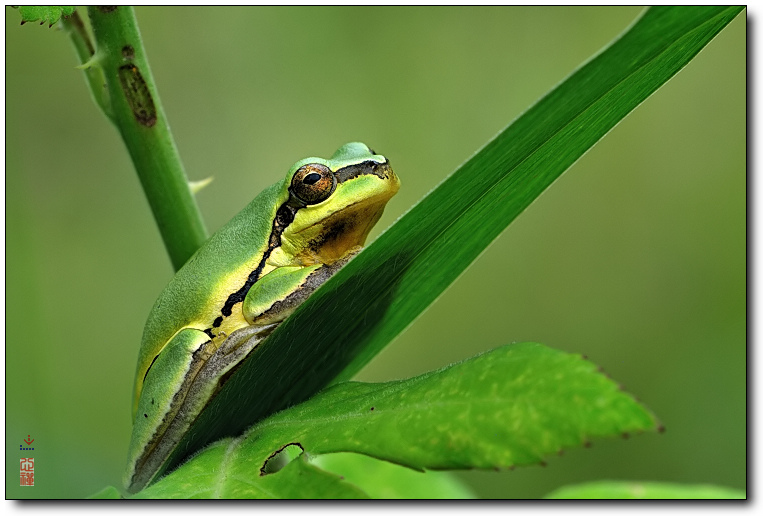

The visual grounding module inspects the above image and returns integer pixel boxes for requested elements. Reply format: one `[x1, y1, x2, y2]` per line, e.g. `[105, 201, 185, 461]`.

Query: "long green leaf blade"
[163, 6, 742, 477]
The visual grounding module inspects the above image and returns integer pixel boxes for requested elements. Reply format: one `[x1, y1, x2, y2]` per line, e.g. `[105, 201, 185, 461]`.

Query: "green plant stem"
[60, 11, 114, 121]
[86, 6, 207, 271]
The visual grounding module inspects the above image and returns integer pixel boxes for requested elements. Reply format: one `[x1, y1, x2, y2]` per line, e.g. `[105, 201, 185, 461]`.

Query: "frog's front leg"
[126, 327, 211, 491]
[244, 250, 358, 326]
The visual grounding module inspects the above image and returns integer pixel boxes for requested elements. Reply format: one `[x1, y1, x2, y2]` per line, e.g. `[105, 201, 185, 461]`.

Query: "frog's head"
[275, 142, 400, 265]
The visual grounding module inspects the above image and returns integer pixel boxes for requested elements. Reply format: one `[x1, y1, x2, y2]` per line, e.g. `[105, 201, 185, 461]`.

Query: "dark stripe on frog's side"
[205, 202, 300, 338]
[143, 354, 161, 382]
[205, 159, 390, 336]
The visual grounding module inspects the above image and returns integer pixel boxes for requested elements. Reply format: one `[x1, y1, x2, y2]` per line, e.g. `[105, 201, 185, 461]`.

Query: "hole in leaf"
[260, 443, 304, 475]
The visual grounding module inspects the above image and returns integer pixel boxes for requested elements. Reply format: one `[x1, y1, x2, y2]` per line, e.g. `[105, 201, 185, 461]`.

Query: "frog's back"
[140, 182, 285, 367]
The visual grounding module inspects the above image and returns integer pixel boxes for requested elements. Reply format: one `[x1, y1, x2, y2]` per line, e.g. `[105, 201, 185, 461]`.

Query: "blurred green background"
[6, 6, 745, 499]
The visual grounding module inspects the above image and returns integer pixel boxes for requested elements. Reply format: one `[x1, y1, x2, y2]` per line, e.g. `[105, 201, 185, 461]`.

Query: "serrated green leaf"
[17, 6, 75, 26]
[163, 5, 742, 477]
[140, 343, 658, 498]
[545, 481, 746, 499]
[237, 343, 658, 470]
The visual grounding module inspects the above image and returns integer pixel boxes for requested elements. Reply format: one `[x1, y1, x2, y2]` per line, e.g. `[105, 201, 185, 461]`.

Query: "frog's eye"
[290, 163, 336, 205]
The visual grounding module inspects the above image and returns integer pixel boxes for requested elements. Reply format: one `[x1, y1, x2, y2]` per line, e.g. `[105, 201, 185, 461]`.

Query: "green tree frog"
[124, 143, 399, 492]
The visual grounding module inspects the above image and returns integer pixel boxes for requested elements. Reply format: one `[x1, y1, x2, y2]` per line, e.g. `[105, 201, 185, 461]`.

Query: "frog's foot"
[216, 323, 279, 357]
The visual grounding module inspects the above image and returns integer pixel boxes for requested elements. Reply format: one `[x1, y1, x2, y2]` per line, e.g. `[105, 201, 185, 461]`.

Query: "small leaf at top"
[17, 6, 75, 26]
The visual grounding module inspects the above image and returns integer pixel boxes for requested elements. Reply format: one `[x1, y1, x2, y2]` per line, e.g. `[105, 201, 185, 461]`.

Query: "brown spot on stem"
[118, 64, 157, 127]
[122, 45, 135, 60]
